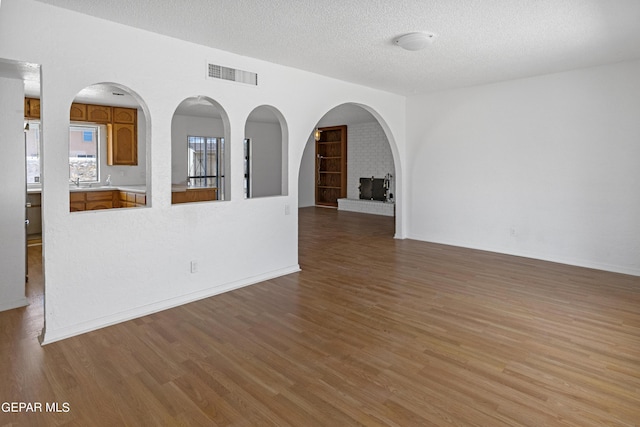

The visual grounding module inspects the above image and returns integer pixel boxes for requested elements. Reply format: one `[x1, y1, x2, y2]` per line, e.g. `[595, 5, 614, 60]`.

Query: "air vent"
[207, 63, 257, 86]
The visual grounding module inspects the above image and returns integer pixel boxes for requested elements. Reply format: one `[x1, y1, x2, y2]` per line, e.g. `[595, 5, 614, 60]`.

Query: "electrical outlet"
[190, 261, 198, 273]
[284, 204, 290, 215]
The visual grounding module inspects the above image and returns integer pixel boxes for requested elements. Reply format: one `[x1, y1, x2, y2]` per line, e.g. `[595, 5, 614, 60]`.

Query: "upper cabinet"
[108, 107, 137, 165]
[24, 97, 40, 119]
[69, 103, 87, 121]
[113, 107, 135, 124]
[107, 122, 137, 166]
[26, 98, 139, 167]
[87, 105, 112, 123]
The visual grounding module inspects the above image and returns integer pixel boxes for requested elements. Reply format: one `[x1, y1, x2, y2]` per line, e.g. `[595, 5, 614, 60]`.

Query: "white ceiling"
[33, 0, 640, 95]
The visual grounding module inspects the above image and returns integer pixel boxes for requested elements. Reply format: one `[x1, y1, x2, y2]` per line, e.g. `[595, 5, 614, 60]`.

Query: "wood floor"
[1, 207, 639, 426]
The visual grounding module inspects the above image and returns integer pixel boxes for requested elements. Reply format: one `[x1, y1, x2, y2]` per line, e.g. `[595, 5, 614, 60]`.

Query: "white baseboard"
[407, 234, 640, 277]
[41, 264, 301, 345]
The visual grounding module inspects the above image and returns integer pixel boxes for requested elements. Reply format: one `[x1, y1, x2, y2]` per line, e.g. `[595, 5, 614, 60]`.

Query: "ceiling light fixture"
[394, 32, 435, 51]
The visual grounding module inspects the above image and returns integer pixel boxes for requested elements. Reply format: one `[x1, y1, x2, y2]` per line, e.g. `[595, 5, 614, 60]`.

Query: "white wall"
[245, 121, 282, 198]
[0, 0, 406, 342]
[407, 60, 640, 276]
[0, 76, 28, 311]
[298, 135, 316, 207]
[347, 122, 395, 200]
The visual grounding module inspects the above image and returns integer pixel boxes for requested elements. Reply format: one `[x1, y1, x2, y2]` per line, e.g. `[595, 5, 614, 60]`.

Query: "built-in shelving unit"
[316, 125, 347, 207]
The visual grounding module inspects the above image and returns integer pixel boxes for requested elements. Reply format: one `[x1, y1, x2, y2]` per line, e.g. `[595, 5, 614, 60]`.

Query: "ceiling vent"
[207, 63, 257, 86]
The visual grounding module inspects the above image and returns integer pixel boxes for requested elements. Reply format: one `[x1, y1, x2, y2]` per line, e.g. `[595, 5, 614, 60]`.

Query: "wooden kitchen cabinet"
[69, 192, 86, 212]
[135, 193, 146, 206]
[69, 190, 119, 211]
[69, 103, 87, 121]
[172, 188, 217, 204]
[119, 190, 134, 208]
[118, 191, 146, 208]
[86, 191, 115, 210]
[24, 97, 40, 119]
[107, 123, 137, 165]
[107, 107, 138, 166]
[87, 104, 112, 123]
[26, 97, 140, 168]
[113, 107, 136, 124]
[85, 201, 112, 210]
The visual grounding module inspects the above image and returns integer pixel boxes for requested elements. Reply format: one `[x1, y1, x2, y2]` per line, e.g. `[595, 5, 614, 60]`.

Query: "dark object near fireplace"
[359, 177, 387, 201]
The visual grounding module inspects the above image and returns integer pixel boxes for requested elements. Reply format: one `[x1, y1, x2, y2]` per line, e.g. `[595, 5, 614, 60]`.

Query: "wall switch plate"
[284, 204, 290, 215]
[190, 261, 198, 273]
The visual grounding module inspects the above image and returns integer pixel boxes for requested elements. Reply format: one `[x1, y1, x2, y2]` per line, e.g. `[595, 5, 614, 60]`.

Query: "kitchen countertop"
[171, 185, 217, 193]
[113, 185, 146, 194]
[27, 185, 147, 194]
[69, 185, 147, 193]
[27, 185, 216, 194]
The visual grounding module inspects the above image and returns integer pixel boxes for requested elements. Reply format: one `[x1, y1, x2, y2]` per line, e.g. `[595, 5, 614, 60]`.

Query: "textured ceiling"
[27, 0, 640, 95]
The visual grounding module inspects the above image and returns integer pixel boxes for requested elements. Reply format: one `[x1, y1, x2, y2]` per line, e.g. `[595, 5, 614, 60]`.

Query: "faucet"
[105, 174, 112, 187]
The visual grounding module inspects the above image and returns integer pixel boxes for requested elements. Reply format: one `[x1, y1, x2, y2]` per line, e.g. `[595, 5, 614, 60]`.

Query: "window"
[25, 121, 41, 184]
[69, 124, 99, 183]
[25, 123, 102, 185]
[187, 136, 225, 197]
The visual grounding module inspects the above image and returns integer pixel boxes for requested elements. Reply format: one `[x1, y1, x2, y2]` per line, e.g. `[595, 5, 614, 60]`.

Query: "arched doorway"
[298, 103, 400, 235]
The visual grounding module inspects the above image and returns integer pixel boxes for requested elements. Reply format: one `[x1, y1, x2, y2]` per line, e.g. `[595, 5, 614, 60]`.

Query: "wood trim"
[106, 123, 114, 165]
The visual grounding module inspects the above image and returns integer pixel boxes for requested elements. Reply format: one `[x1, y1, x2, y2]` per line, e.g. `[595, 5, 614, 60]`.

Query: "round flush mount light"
[394, 32, 435, 51]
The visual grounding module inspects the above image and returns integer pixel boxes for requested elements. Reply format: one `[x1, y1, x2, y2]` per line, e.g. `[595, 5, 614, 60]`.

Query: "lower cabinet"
[70, 190, 146, 211]
[172, 187, 217, 204]
[70, 190, 117, 211]
[69, 192, 86, 212]
[119, 191, 146, 208]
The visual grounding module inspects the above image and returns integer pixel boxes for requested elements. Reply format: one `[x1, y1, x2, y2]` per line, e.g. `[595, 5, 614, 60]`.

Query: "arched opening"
[298, 103, 399, 233]
[244, 105, 288, 198]
[171, 96, 230, 203]
[68, 82, 150, 211]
